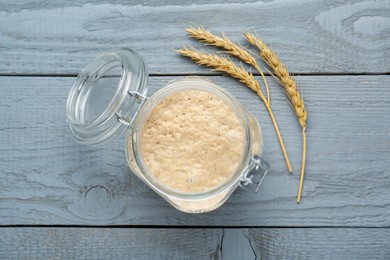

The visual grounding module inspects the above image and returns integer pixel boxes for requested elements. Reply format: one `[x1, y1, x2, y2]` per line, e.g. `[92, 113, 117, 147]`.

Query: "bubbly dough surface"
[141, 89, 244, 193]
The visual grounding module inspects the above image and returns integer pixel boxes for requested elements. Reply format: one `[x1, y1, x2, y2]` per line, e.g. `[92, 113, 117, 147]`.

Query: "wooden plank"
[221, 229, 256, 260]
[0, 75, 389, 226]
[0, 0, 389, 75]
[1, 228, 389, 259]
[0, 228, 223, 260]
[240, 228, 390, 260]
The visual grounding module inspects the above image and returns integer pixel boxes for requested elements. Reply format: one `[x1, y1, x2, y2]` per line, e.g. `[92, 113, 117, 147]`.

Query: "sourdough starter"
[141, 90, 244, 193]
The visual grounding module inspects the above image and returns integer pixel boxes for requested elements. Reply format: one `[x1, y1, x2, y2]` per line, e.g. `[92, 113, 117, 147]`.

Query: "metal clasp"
[115, 112, 132, 127]
[239, 156, 270, 193]
[115, 91, 148, 127]
[128, 91, 148, 104]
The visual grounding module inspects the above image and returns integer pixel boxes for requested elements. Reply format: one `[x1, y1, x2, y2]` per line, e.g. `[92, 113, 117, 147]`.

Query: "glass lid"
[66, 48, 149, 145]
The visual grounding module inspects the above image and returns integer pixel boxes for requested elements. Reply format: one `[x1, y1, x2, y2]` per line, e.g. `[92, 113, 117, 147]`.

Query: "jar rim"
[127, 77, 253, 200]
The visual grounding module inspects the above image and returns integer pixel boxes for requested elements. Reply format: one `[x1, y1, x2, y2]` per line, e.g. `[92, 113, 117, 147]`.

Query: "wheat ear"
[186, 27, 270, 104]
[245, 32, 307, 203]
[178, 47, 293, 173]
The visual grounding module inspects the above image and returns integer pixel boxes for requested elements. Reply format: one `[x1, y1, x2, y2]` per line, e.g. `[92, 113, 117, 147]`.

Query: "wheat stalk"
[178, 47, 293, 173]
[186, 27, 270, 104]
[245, 32, 307, 203]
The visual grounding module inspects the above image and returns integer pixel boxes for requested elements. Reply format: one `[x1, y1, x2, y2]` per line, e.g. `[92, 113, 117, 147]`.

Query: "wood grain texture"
[244, 228, 390, 260]
[0, 75, 389, 226]
[0, 228, 223, 260]
[0, 0, 389, 75]
[224, 228, 390, 259]
[0, 228, 389, 259]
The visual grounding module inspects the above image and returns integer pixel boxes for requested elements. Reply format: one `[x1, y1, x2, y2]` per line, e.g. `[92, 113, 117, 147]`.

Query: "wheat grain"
[178, 47, 262, 95]
[186, 27, 270, 104]
[245, 33, 307, 128]
[245, 32, 307, 203]
[178, 47, 293, 173]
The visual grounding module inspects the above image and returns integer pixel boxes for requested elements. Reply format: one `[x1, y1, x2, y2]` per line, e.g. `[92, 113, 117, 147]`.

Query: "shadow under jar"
[67, 48, 270, 213]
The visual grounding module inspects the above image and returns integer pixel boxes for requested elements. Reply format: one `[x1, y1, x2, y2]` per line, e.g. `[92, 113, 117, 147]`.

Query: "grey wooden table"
[1, 0, 389, 259]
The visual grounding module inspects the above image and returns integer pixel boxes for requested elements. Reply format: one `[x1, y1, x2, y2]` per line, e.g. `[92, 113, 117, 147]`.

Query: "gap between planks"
[1, 225, 390, 229]
[0, 72, 389, 78]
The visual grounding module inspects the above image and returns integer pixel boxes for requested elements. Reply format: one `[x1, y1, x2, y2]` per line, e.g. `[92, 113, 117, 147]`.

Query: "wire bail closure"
[128, 91, 147, 104]
[116, 91, 149, 127]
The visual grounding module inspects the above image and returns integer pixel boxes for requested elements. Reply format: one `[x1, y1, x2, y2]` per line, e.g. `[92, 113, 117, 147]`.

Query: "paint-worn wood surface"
[1, 75, 389, 226]
[1, 228, 389, 259]
[0, 0, 389, 259]
[0, 0, 389, 75]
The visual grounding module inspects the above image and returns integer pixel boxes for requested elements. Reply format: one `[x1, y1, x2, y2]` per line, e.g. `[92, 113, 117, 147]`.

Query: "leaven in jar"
[67, 48, 270, 213]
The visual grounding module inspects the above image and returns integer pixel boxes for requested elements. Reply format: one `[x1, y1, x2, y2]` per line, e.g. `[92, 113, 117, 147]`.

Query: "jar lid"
[66, 48, 149, 145]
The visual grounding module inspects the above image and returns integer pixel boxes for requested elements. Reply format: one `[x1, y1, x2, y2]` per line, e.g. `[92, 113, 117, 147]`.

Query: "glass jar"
[67, 48, 270, 213]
